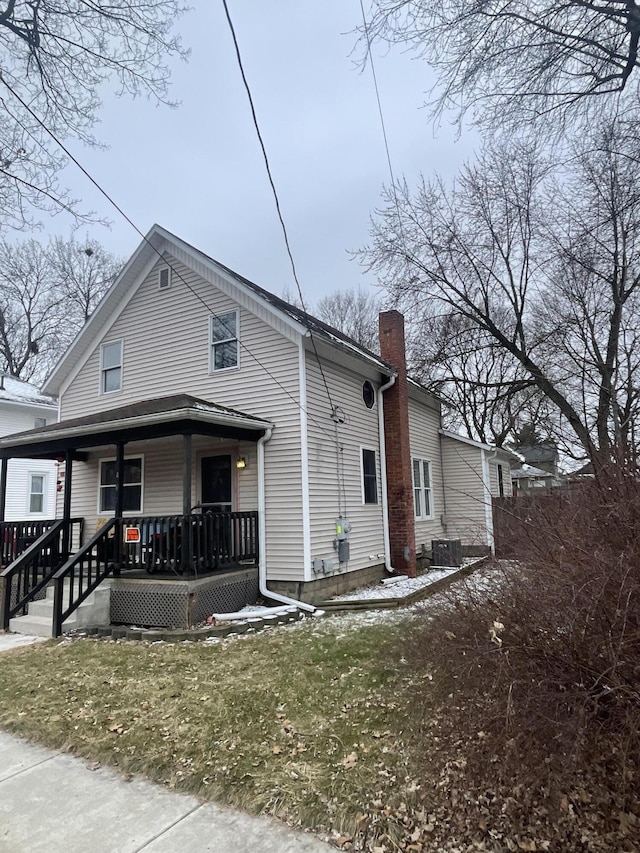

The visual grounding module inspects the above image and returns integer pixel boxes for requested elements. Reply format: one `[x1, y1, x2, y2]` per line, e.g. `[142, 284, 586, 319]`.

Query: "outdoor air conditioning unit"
[431, 538, 463, 567]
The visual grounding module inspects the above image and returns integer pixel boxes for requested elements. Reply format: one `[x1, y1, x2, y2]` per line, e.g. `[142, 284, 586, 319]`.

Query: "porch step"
[9, 581, 112, 639]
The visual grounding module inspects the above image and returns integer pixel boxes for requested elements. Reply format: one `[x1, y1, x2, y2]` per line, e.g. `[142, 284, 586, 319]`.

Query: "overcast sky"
[52, 1, 476, 304]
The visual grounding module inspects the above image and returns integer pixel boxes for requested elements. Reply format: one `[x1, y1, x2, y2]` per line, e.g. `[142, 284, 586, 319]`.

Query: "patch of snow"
[0, 375, 56, 407]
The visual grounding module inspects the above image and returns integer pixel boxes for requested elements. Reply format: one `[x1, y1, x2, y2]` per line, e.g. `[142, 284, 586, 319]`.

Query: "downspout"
[377, 373, 397, 573]
[481, 448, 497, 552]
[257, 427, 317, 613]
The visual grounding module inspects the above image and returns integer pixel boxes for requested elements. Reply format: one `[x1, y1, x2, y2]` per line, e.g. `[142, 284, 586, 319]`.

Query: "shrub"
[404, 468, 640, 849]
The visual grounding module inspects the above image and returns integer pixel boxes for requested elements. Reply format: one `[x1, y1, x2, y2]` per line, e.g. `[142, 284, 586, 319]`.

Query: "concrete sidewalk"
[0, 731, 331, 852]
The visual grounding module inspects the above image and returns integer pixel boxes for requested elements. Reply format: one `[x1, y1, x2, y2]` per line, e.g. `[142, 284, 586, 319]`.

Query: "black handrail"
[52, 519, 119, 637]
[1, 518, 84, 630]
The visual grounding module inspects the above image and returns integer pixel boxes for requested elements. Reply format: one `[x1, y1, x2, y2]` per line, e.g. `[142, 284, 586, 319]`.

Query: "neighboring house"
[510, 462, 557, 493]
[0, 375, 58, 521]
[0, 225, 509, 631]
[440, 431, 519, 551]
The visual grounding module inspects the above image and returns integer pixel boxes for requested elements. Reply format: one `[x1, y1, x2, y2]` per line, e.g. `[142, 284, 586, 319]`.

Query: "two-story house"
[0, 225, 511, 635]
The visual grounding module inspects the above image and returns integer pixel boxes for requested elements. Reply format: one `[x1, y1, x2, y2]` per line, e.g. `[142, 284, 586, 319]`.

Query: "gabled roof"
[0, 374, 57, 408]
[510, 463, 554, 479]
[43, 225, 395, 396]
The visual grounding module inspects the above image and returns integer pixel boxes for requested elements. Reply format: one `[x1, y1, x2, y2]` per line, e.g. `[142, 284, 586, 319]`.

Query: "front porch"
[0, 395, 273, 636]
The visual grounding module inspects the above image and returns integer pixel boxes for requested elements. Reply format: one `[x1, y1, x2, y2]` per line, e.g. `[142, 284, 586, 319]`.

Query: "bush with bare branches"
[405, 470, 640, 849]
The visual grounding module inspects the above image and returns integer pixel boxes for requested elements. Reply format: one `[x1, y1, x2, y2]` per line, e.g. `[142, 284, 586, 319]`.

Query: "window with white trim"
[497, 463, 505, 497]
[210, 310, 239, 371]
[28, 473, 46, 513]
[100, 340, 122, 394]
[99, 457, 143, 513]
[361, 447, 378, 504]
[412, 458, 433, 520]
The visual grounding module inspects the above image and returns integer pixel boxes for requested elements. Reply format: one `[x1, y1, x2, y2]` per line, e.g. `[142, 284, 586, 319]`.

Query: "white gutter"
[377, 373, 397, 573]
[257, 426, 316, 613]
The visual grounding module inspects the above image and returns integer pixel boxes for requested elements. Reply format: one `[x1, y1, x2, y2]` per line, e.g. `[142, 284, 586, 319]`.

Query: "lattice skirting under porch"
[109, 568, 259, 628]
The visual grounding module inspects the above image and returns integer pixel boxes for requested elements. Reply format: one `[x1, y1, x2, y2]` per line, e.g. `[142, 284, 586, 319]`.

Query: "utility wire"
[358, 0, 406, 242]
[0, 74, 339, 445]
[221, 0, 336, 414]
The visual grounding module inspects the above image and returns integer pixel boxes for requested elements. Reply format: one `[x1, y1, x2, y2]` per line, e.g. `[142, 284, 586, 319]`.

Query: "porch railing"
[1, 519, 57, 568]
[121, 511, 259, 574]
[1, 517, 84, 629]
[52, 519, 118, 638]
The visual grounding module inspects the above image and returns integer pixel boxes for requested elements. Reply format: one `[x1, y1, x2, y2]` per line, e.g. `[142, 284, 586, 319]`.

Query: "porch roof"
[0, 394, 273, 459]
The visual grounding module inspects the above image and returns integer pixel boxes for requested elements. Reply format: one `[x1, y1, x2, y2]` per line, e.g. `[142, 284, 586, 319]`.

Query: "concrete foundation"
[267, 562, 386, 605]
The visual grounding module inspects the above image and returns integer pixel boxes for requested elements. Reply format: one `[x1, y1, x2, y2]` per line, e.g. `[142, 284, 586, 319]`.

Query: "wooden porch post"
[181, 433, 193, 574]
[114, 442, 125, 576]
[0, 458, 7, 524]
[61, 451, 73, 558]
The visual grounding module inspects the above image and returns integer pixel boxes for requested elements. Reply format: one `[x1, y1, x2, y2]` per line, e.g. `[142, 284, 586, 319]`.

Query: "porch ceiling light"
[236, 457, 247, 470]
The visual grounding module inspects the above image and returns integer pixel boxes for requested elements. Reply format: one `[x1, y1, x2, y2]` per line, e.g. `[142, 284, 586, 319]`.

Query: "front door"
[201, 455, 232, 512]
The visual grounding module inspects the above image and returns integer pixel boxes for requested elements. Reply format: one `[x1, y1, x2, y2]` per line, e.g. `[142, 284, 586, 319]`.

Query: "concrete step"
[9, 582, 112, 638]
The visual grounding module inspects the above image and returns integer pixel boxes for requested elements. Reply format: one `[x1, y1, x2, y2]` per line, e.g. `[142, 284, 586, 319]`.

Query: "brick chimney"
[378, 310, 416, 577]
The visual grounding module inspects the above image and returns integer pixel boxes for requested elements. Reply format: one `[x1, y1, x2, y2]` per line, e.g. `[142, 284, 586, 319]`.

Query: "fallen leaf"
[272, 745, 282, 755]
[340, 751, 358, 769]
[517, 840, 537, 851]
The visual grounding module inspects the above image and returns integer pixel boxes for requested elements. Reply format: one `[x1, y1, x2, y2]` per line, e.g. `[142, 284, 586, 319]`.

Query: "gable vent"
[159, 267, 171, 290]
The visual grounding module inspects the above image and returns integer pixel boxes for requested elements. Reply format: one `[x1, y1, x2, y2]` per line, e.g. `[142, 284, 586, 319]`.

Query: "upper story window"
[100, 340, 122, 394]
[361, 447, 378, 505]
[34, 416, 47, 429]
[362, 380, 375, 409]
[412, 458, 433, 520]
[99, 457, 143, 513]
[210, 311, 239, 371]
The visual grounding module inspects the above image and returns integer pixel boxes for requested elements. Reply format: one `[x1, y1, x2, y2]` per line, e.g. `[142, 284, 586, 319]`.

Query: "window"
[497, 463, 505, 497]
[29, 474, 46, 513]
[361, 448, 378, 504]
[362, 380, 376, 409]
[412, 458, 433, 520]
[100, 341, 122, 393]
[34, 416, 47, 429]
[210, 311, 239, 371]
[159, 267, 171, 290]
[99, 457, 143, 513]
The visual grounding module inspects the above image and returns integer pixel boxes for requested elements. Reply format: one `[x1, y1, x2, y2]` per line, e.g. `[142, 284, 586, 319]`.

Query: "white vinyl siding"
[441, 436, 492, 546]
[1, 401, 58, 521]
[490, 457, 514, 498]
[59, 255, 304, 581]
[408, 396, 446, 549]
[305, 353, 386, 574]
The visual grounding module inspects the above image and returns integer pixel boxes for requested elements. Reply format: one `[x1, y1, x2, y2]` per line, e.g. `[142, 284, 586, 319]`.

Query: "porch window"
[100, 340, 122, 393]
[28, 473, 46, 513]
[412, 458, 433, 520]
[361, 447, 378, 504]
[99, 457, 143, 513]
[210, 310, 239, 371]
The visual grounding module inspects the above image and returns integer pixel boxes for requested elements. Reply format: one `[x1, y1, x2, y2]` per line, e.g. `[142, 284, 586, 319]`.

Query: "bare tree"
[0, 236, 122, 382]
[315, 287, 382, 353]
[362, 124, 640, 467]
[364, 0, 640, 132]
[0, 1, 188, 229]
[407, 311, 547, 446]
